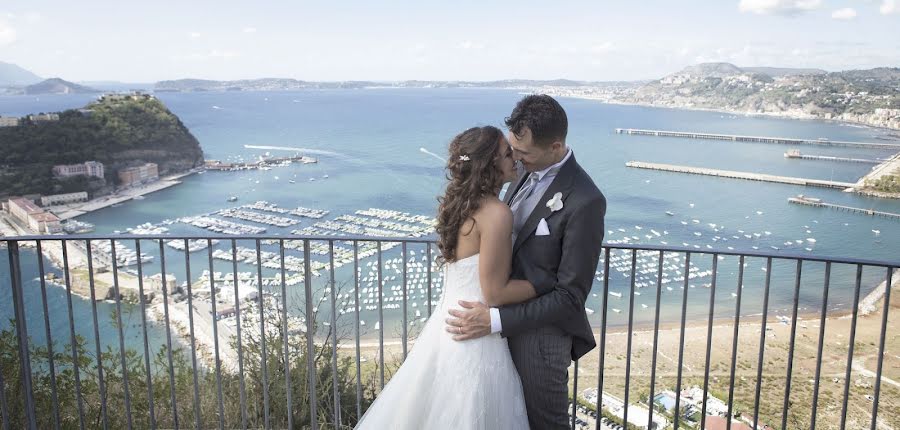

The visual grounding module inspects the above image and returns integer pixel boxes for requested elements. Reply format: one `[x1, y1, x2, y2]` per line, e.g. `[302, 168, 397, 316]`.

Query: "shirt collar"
[532, 147, 572, 182]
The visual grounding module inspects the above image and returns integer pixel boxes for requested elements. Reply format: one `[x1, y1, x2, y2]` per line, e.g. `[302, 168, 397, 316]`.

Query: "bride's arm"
[477, 203, 537, 307]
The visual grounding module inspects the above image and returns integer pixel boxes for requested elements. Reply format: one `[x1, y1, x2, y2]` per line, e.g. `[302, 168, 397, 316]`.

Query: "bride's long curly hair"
[435, 126, 506, 264]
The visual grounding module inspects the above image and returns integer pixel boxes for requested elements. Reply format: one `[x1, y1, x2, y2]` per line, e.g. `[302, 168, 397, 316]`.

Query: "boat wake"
[419, 147, 446, 163]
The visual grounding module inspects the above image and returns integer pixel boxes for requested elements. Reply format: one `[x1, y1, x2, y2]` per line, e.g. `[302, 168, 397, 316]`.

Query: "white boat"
[609, 291, 622, 298]
[665, 211, 675, 216]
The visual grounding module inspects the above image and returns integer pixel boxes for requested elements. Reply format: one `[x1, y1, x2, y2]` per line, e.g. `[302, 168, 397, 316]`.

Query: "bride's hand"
[445, 300, 491, 341]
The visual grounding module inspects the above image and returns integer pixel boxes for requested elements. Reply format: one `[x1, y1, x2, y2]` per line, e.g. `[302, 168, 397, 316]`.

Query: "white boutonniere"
[546, 192, 564, 212]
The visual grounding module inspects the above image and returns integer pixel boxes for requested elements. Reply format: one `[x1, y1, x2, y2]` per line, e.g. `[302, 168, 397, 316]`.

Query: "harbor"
[783, 149, 882, 164]
[615, 128, 900, 150]
[625, 161, 858, 189]
[788, 194, 900, 220]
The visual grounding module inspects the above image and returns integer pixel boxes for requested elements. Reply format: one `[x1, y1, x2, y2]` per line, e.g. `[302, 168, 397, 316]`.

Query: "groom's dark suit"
[500, 153, 606, 429]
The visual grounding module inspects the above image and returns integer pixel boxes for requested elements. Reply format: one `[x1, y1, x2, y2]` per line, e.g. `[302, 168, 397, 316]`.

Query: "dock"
[784, 150, 882, 164]
[615, 128, 900, 150]
[625, 161, 857, 190]
[789, 195, 900, 220]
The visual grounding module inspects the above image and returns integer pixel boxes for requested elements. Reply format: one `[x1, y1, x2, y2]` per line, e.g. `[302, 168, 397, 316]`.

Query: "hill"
[24, 78, 100, 95]
[621, 63, 900, 129]
[0, 94, 204, 198]
[0, 61, 42, 87]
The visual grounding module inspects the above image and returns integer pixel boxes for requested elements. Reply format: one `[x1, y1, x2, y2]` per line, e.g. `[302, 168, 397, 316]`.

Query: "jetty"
[788, 195, 900, 220]
[625, 161, 857, 190]
[615, 128, 900, 150]
[784, 150, 882, 164]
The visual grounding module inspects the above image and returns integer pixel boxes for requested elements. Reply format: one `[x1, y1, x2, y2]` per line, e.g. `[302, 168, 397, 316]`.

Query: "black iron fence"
[0, 234, 896, 430]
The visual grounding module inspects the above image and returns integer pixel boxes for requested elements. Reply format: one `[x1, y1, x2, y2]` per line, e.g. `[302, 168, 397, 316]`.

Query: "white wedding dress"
[355, 253, 530, 429]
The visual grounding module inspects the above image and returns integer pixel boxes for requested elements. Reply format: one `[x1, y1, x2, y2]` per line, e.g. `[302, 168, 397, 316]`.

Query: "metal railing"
[0, 234, 897, 430]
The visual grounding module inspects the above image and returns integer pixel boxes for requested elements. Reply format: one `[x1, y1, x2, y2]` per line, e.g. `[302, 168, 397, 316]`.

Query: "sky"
[0, 0, 898, 83]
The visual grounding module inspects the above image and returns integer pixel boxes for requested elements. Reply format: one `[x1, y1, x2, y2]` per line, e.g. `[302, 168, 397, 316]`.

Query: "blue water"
[1, 89, 898, 359]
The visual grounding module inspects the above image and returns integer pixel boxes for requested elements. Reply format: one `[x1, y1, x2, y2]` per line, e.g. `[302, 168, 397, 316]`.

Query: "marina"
[625, 161, 858, 189]
[788, 195, 900, 220]
[615, 128, 900, 150]
[783, 149, 882, 164]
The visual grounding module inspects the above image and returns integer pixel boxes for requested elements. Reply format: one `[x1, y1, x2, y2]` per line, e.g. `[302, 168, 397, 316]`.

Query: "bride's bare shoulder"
[474, 197, 512, 227]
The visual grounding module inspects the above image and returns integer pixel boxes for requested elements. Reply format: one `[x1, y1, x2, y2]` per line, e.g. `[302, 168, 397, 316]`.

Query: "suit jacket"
[499, 154, 606, 360]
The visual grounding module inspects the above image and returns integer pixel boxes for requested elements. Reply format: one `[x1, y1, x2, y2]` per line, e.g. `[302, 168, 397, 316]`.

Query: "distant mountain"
[24, 78, 100, 95]
[154, 77, 630, 92]
[676, 62, 746, 78]
[155, 78, 380, 92]
[78, 81, 154, 92]
[620, 63, 900, 129]
[741, 67, 827, 78]
[0, 62, 42, 87]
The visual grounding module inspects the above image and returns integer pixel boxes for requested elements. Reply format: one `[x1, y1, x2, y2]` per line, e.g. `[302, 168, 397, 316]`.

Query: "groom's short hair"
[505, 94, 568, 148]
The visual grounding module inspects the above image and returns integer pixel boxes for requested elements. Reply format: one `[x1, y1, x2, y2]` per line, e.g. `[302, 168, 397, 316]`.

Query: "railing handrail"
[3, 233, 898, 268]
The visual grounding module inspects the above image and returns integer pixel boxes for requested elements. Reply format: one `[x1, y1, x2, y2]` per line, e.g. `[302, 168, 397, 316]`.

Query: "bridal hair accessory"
[459, 155, 470, 161]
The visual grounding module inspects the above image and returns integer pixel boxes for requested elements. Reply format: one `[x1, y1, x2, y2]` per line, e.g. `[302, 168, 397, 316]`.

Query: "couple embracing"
[357, 95, 607, 429]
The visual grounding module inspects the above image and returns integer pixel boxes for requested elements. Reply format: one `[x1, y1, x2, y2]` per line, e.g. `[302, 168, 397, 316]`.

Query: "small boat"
[227, 196, 238, 202]
[665, 211, 675, 216]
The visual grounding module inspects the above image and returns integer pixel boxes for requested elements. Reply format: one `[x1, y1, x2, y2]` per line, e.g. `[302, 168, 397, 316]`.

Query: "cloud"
[738, 0, 823, 16]
[457, 40, 484, 50]
[173, 50, 241, 61]
[189, 32, 202, 39]
[831, 7, 857, 19]
[0, 19, 16, 46]
[242, 27, 257, 34]
[881, 0, 897, 14]
[209, 49, 240, 59]
[590, 42, 615, 54]
[23, 12, 41, 24]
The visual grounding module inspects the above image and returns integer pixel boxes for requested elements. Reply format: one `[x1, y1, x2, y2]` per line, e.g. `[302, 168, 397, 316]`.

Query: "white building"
[6, 197, 62, 234]
[28, 113, 60, 122]
[0, 116, 20, 127]
[52, 161, 105, 179]
[41, 191, 89, 207]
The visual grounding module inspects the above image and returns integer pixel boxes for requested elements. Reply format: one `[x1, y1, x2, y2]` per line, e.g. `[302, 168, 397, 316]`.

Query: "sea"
[0, 88, 898, 359]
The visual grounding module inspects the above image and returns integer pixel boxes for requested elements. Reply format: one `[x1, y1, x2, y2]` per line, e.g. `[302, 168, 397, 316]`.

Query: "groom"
[446, 94, 606, 429]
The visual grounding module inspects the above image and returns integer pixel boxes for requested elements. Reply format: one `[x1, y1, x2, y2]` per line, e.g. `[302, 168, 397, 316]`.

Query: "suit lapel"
[512, 155, 577, 255]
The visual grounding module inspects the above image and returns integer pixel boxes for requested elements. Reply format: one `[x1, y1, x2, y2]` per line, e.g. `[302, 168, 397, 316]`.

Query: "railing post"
[870, 267, 894, 430]
[7, 241, 37, 430]
[303, 240, 318, 430]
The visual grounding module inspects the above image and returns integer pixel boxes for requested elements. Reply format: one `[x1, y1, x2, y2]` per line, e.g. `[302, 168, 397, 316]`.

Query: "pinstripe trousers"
[507, 325, 573, 429]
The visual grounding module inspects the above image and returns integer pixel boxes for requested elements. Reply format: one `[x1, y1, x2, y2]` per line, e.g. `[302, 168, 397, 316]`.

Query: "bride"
[355, 125, 539, 429]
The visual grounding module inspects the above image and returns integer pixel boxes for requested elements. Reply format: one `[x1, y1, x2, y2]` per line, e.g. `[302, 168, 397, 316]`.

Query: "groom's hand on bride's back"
[445, 300, 491, 341]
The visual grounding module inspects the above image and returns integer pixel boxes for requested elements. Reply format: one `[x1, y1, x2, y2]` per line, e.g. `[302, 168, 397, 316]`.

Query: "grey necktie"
[509, 173, 538, 233]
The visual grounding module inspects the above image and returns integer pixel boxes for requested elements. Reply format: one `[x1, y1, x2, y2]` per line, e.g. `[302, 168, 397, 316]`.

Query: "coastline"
[51, 169, 201, 220]
[546, 92, 900, 133]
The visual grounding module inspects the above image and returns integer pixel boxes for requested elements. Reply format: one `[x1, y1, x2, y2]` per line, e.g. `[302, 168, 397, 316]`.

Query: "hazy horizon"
[1, 0, 898, 83]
